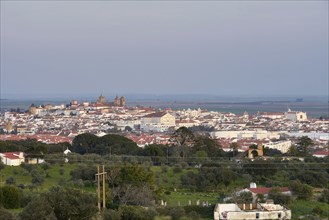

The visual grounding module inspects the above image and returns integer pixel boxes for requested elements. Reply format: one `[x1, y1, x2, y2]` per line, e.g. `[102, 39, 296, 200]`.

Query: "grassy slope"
[2, 164, 329, 219]
[288, 200, 329, 219]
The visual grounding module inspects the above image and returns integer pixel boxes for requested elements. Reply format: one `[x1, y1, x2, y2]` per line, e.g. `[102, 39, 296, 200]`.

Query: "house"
[246, 187, 291, 201]
[214, 201, 291, 220]
[258, 112, 285, 120]
[313, 150, 329, 158]
[0, 152, 25, 166]
[264, 140, 292, 154]
[140, 112, 176, 132]
[224, 183, 292, 203]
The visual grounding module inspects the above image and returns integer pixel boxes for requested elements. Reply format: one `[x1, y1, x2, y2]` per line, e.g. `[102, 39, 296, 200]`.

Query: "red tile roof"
[1, 152, 24, 160]
[313, 151, 329, 156]
[247, 187, 290, 194]
[143, 112, 168, 118]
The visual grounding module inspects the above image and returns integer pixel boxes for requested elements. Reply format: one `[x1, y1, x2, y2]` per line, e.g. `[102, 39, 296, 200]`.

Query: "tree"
[193, 136, 221, 158]
[171, 127, 195, 147]
[290, 181, 313, 200]
[229, 142, 239, 157]
[20, 187, 98, 220]
[230, 191, 253, 203]
[242, 159, 278, 182]
[19, 196, 56, 220]
[31, 169, 45, 186]
[70, 164, 97, 181]
[0, 186, 22, 209]
[194, 150, 208, 165]
[297, 136, 313, 156]
[268, 188, 291, 204]
[142, 144, 166, 165]
[71, 133, 139, 155]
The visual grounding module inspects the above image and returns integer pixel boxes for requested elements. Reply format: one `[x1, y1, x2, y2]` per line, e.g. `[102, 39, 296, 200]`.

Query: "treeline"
[0, 127, 233, 163]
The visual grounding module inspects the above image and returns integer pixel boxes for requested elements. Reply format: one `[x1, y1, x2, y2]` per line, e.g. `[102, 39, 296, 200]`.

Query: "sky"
[0, 1, 328, 99]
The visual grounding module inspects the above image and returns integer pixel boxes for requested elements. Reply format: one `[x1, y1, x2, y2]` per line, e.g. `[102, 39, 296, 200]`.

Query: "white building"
[214, 202, 291, 220]
[140, 112, 176, 132]
[264, 140, 292, 153]
[285, 109, 307, 122]
[0, 152, 25, 166]
[176, 119, 199, 128]
[259, 112, 285, 120]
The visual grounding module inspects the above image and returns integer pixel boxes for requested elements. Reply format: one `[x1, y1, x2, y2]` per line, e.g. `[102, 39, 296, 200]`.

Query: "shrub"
[173, 165, 182, 173]
[6, 176, 16, 185]
[169, 207, 185, 220]
[0, 186, 22, 209]
[31, 169, 44, 185]
[20, 163, 34, 172]
[318, 189, 329, 204]
[0, 208, 15, 220]
[103, 209, 122, 220]
[312, 206, 323, 215]
[290, 181, 313, 200]
[59, 167, 65, 176]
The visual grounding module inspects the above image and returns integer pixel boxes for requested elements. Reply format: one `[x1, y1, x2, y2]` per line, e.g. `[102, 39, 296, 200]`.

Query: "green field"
[1, 163, 329, 219]
[288, 200, 329, 219]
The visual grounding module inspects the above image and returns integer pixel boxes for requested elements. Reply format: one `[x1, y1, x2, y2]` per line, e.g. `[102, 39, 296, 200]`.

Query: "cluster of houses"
[0, 95, 328, 159]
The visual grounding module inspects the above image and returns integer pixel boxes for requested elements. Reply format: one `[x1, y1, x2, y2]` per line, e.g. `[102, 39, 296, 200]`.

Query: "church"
[96, 94, 126, 107]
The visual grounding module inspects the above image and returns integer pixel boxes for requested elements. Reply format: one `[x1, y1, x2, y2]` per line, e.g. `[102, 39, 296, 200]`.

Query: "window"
[278, 213, 281, 218]
[256, 213, 259, 219]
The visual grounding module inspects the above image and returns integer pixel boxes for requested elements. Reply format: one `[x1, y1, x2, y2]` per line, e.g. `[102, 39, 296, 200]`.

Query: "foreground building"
[214, 202, 291, 220]
[0, 152, 25, 166]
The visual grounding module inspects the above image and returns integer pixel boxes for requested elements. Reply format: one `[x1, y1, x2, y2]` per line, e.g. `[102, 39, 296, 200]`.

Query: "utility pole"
[102, 165, 106, 209]
[95, 164, 107, 211]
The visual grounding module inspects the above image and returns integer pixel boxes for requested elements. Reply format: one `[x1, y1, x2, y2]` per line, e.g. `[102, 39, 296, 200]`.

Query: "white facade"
[0, 152, 25, 166]
[211, 131, 281, 140]
[214, 203, 291, 220]
[141, 112, 176, 132]
[285, 109, 307, 122]
[264, 140, 292, 153]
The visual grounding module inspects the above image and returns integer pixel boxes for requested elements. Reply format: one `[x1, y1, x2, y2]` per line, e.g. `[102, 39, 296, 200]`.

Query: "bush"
[169, 207, 185, 220]
[41, 162, 51, 171]
[0, 186, 22, 209]
[103, 209, 122, 220]
[312, 206, 323, 215]
[31, 169, 45, 185]
[70, 165, 97, 181]
[20, 187, 98, 220]
[161, 166, 168, 173]
[119, 205, 157, 220]
[290, 181, 313, 200]
[268, 189, 291, 205]
[20, 163, 34, 172]
[0, 208, 15, 220]
[173, 165, 182, 173]
[6, 176, 16, 185]
[318, 189, 329, 204]
[59, 167, 65, 176]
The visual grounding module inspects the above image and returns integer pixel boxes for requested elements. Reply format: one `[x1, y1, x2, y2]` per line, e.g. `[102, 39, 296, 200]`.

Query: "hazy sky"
[1, 1, 328, 98]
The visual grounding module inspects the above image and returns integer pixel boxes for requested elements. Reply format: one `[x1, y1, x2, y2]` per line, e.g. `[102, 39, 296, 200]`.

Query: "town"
[1, 95, 328, 157]
[0, 95, 328, 220]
